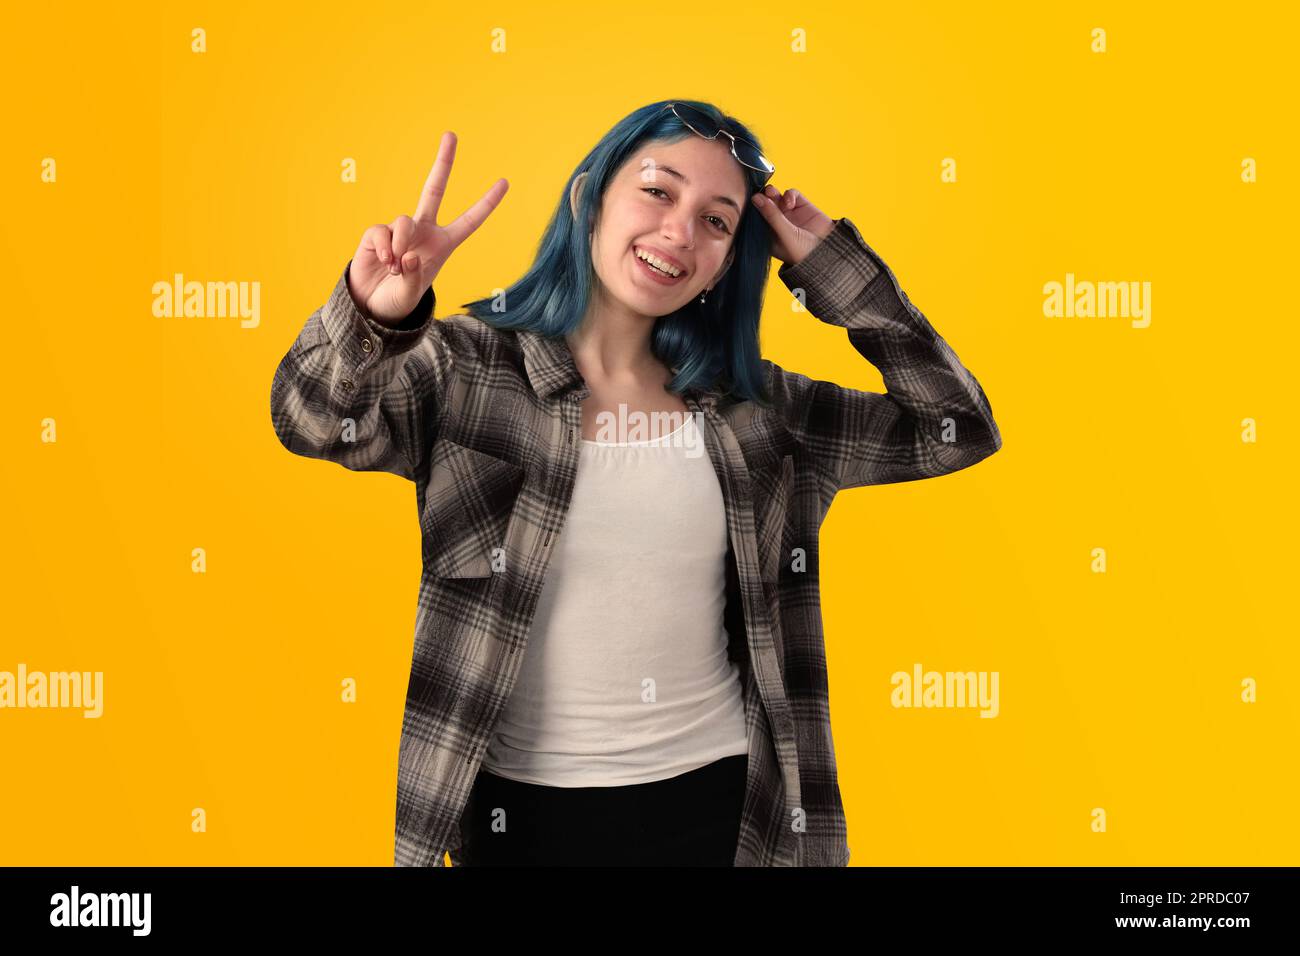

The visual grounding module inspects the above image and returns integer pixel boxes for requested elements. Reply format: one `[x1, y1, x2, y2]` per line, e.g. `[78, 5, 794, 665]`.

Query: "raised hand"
[348, 131, 509, 323]
[749, 183, 835, 267]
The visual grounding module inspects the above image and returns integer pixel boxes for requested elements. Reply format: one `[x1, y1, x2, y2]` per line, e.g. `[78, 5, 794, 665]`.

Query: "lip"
[631, 248, 686, 286]
[632, 244, 689, 277]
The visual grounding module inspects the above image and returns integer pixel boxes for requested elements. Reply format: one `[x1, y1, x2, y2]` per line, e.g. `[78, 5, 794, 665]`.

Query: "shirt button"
[341, 379, 354, 391]
[361, 338, 373, 353]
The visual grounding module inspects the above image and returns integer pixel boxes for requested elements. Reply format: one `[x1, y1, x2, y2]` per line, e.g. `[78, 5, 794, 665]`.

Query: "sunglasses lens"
[672, 103, 720, 138]
[731, 138, 774, 175]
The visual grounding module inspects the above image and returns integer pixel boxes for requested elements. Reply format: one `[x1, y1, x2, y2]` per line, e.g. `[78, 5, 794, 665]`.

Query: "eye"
[641, 187, 731, 234]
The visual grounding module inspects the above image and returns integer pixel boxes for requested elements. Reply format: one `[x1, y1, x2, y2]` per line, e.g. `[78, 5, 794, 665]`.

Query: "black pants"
[458, 754, 748, 866]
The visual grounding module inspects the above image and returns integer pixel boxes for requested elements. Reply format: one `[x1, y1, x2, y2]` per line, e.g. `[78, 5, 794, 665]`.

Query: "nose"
[660, 212, 696, 249]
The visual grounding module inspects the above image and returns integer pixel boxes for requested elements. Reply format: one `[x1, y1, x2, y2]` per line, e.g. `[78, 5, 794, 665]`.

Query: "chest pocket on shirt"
[749, 453, 795, 584]
[420, 438, 524, 579]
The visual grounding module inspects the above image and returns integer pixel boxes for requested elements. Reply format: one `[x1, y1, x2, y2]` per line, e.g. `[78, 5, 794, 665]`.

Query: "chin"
[640, 299, 683, 319]
[614, 289, 680, 319]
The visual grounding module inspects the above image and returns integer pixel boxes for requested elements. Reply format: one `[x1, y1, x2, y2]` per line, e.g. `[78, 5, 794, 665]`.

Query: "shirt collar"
[518, 327, 724, 413]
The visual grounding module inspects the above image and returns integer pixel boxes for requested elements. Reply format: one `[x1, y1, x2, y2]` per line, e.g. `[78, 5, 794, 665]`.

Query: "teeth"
[635, 248, 682, 277]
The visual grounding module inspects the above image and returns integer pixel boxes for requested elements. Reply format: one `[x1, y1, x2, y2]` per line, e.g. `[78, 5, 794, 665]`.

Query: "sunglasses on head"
[661, 102, 775, 187]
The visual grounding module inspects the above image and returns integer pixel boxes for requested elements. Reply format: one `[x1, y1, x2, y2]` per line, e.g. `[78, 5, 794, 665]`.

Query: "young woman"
[271, 100, 1002, 867]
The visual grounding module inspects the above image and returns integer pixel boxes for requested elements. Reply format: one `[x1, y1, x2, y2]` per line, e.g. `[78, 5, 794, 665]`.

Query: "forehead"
[621, 135, 749, 200]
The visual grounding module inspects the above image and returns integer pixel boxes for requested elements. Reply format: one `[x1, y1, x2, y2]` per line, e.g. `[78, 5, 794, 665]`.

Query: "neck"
[566, 285, 670, 387]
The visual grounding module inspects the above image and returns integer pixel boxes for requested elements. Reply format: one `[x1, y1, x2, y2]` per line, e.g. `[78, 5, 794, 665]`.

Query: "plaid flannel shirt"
[270, 216, 1002, 866]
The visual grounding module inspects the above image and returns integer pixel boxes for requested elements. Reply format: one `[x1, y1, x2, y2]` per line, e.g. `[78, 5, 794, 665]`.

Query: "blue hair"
[460, 99, 774, 407]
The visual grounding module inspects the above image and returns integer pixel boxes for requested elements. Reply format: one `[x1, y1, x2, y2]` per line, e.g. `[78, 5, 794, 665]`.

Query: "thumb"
[398, 251, 428, 298]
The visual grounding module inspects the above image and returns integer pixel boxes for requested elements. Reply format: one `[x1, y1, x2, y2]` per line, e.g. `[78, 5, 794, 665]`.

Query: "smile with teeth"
[633, 246, 685, 279]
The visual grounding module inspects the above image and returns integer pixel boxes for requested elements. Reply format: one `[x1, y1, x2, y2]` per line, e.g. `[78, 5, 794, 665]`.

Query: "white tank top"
[482, 412, 749, 786]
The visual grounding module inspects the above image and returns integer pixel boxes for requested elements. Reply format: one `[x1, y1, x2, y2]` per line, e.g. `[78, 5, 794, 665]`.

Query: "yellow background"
[3, 1, 1295, 865]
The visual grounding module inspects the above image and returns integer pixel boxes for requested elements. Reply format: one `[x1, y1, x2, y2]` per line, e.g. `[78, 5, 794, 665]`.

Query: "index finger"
[414, 131, 457, 223]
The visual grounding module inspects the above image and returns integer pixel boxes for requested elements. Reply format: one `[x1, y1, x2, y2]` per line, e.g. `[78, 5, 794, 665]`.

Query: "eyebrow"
[654, 164, 744, 215]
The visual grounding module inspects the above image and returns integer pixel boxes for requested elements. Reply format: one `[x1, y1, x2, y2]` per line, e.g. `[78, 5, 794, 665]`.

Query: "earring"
[699, 288, 709, 305]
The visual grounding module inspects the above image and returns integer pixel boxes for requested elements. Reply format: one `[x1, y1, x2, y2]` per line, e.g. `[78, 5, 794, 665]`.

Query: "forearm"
[269, 262, 445, 480]
[776, 217, 1002, 488]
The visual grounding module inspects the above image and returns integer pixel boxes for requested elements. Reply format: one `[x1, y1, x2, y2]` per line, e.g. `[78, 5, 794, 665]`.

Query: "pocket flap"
[420, 440, 524, 578]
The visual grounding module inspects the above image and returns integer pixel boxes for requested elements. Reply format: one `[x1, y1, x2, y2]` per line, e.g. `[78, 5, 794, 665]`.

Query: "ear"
[569, 171, 588, 220]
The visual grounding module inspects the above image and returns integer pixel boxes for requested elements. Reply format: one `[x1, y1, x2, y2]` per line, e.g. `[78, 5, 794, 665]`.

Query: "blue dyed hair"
[460, 99, 775, 407]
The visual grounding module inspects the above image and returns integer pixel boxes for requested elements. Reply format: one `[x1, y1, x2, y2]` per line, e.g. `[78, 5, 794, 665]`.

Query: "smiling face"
[575, 135, 750, 320]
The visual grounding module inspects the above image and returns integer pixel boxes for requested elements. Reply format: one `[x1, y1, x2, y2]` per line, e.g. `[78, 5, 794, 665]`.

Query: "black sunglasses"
[662, 103, 775, 186]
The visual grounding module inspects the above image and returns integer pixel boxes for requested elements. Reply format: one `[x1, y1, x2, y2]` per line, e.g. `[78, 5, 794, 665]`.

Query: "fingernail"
[752, 194, 765, 206]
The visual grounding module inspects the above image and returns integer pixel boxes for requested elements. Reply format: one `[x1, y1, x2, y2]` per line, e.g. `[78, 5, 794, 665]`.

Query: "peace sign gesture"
[348, 131, 509, 324]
